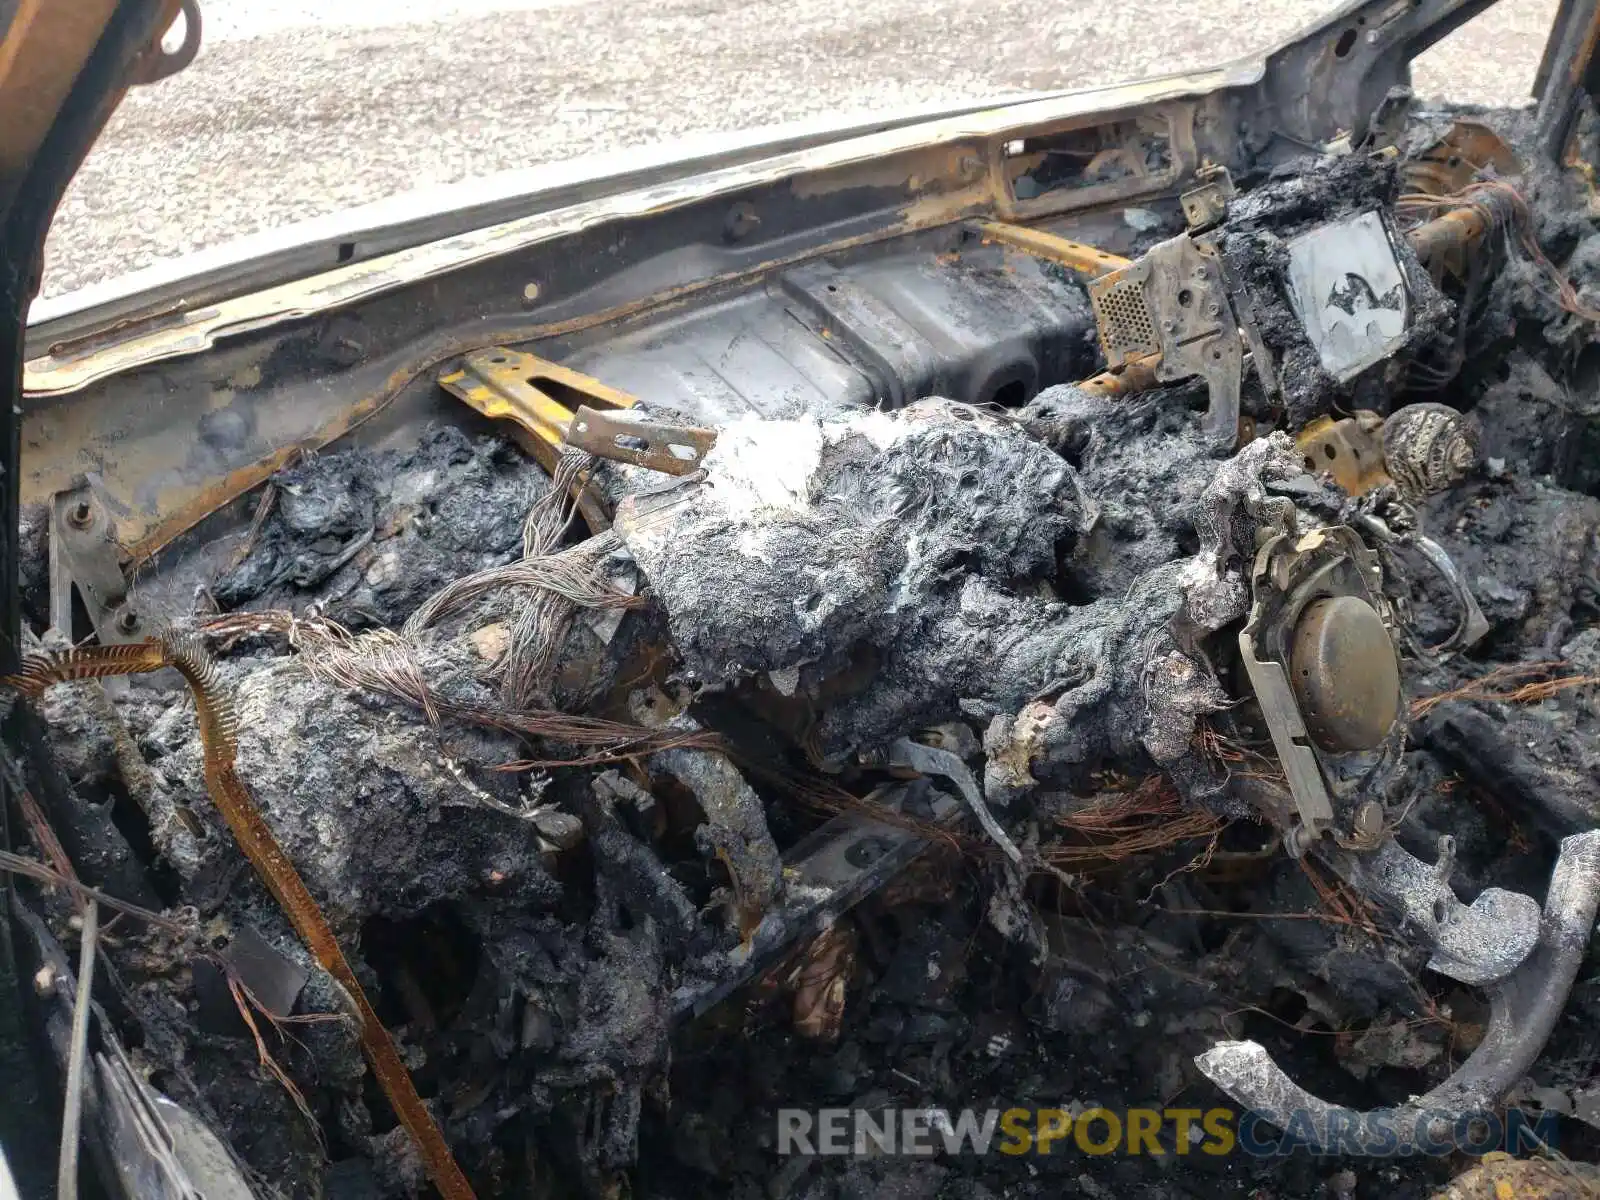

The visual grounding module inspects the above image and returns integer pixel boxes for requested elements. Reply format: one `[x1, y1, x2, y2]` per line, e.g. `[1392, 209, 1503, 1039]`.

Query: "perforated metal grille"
[1091, 275, 1158, 362]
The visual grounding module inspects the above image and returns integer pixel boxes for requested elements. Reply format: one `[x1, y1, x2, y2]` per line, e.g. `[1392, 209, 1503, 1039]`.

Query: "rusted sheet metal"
[22, 68, 1239, 397]
[1294, 412, 1390, 497]
[974, 220, 1131, 277]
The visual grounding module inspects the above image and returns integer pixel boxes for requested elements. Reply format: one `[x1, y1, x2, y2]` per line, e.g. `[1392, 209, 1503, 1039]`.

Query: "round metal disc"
[1288, 594, 1401, 752]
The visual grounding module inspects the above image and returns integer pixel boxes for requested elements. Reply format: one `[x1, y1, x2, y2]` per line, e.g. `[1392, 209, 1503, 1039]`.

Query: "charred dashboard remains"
[14, 18, 1600, 1200]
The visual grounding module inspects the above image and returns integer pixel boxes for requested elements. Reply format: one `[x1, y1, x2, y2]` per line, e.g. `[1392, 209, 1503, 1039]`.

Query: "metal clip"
[1179, 165, 1235, 233]
[49, 486, 146, 644]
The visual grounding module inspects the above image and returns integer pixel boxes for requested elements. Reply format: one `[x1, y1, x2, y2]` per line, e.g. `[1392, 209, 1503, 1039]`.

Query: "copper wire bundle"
[1410, 660, 1600, 719]
[1397, 179, 1600, 325]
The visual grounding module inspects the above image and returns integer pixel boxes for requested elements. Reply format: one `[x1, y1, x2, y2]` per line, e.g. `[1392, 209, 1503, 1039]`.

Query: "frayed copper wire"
[1397, 180, 1600, 325]
[1410, 660, 1600, 719]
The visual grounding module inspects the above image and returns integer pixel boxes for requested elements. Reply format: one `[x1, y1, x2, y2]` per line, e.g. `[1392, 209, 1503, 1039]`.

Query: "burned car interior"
[15, 0, 1600, 1196]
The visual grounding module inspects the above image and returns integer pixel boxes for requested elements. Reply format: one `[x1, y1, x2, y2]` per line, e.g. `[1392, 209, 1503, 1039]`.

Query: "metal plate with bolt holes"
[566, 406, 717, 475]
[1285, 210, 1409, 382]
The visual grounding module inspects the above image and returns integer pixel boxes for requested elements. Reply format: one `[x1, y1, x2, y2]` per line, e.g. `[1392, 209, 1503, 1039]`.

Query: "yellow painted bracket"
[1295, 412, 1390, 497]
[974, 220, 1131, 278]
[439, 348, 640, 530]
[438, 348, 637, 474]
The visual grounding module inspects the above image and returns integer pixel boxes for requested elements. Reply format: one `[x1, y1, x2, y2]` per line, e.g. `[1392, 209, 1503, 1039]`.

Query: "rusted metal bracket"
[48, 486, 147, 644]
[1294, 412, 1390, 497]
[1088, 233, 1243, 442]
[565, 407, 717, 475]
[973, 220, 1130, 278]
[1179, 165, 1234, 233]
[439, 348, 638, 469]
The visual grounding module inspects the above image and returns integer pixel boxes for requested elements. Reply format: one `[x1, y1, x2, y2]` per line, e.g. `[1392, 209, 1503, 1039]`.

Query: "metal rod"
[57, 900, 99, 1200]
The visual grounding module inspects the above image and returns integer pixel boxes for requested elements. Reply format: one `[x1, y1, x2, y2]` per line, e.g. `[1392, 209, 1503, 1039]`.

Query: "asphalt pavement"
[39, 0, 1561, 299]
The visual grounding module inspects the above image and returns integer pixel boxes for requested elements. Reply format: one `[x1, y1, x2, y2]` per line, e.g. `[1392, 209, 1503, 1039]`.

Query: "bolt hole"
[1335, 27, 1358, 56]
[826, 284, 839, 293]
[1177, 288, 1193, 307]
[1324, 444, 1337, 460]
[1304, 456, 1317, 471]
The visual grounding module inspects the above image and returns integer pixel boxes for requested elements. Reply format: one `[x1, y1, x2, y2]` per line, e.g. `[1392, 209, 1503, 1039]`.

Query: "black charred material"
[214, 427, 551, 628]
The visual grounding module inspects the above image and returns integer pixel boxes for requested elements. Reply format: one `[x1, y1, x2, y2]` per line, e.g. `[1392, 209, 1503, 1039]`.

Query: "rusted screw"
[67, 499, 93, 528]
[115, 608, 140, 634]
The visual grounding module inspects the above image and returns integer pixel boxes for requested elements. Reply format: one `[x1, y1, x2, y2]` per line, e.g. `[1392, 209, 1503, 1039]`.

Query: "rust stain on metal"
[974, 220, 1131, 277]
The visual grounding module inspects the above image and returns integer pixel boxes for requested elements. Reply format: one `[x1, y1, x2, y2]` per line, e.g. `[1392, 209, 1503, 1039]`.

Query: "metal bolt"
[1284, 823, 1318, 857]
[1352, 800, 1385, 844]
[115, 607, 140, 634]
[845, 835, 894, 867]
[1207, 302, 1221, 316]
[723, 201, 760, 243]
[67, 499, 93, 528]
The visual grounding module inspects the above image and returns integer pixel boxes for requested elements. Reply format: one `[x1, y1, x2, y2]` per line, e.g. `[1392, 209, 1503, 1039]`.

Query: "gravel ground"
[39, 0, 1560, 299]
